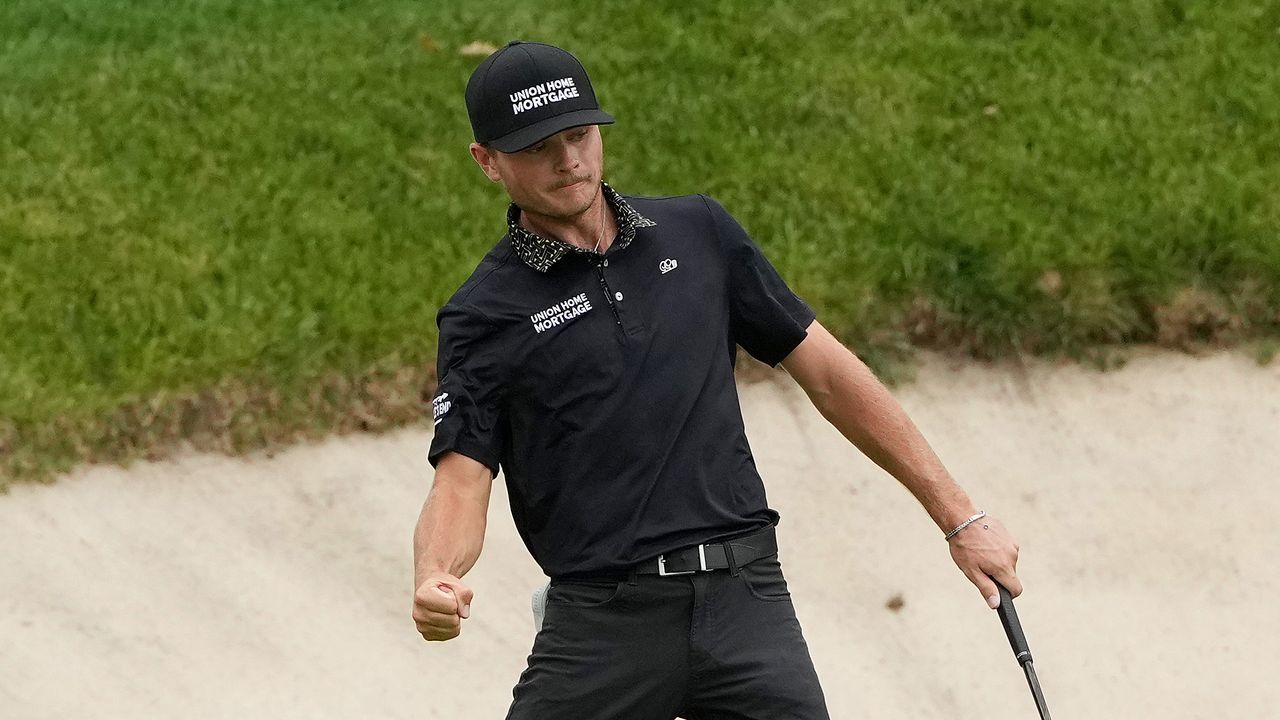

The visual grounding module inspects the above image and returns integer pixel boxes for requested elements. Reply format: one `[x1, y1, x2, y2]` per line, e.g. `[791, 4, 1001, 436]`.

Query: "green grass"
[3, 0, 1279, 484]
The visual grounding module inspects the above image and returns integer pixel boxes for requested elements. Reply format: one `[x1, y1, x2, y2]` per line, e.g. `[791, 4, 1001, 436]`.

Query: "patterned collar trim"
[506, 182, 656, 272]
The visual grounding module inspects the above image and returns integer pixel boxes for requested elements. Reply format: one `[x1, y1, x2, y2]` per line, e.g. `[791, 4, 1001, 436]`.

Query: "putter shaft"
[1023, 662, 1051, 720]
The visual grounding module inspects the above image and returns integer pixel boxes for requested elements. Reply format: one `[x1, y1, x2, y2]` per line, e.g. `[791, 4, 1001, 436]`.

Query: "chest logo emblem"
[530, 292, 594, 334]
[659, 258, 679, 274]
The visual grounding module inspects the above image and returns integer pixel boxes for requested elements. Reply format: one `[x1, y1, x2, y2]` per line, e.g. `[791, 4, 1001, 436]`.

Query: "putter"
[995, 582, 1052, 719]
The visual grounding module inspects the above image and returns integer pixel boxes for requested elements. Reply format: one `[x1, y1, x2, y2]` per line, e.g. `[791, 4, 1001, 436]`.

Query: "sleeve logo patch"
[432, 393, 451, 425]
[530, 292, 594, 334]
[659, 258, 678, 274]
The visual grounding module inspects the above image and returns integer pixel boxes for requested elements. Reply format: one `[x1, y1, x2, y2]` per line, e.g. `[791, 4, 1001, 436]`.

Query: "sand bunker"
[2, 350, 1278, 718]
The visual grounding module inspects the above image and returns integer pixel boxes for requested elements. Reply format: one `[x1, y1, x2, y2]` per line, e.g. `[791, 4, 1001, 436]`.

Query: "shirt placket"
[590, 254, 628, 344]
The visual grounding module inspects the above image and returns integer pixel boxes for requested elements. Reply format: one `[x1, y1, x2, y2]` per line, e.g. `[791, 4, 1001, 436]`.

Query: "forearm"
[785, 331, 976, 532]
[413, 469, 491, 586]
[784, 322, 1022, 605]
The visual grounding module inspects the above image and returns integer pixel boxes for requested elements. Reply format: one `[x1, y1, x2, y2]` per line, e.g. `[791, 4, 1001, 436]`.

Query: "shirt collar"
[506, 182, 656, 272]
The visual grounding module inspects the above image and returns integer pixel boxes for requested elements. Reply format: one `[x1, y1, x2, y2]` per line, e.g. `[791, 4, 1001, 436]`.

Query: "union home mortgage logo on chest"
[510, 77, 580, 115]
[530, 292, 594, 334]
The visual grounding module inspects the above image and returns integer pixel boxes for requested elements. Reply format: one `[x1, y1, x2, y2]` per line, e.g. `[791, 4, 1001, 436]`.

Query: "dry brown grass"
[1153, 287, 1246, 351]
[2, 362, 435, 489]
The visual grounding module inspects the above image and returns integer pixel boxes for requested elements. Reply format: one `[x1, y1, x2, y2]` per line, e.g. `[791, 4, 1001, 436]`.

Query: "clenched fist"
[414, 573, 474, 642]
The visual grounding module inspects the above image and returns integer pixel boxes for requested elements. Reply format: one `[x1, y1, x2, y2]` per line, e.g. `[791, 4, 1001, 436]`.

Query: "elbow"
[794, 367, 838, 414]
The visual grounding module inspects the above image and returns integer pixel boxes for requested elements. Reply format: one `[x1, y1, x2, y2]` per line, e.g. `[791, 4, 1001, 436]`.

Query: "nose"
[554, 141, 579, 172]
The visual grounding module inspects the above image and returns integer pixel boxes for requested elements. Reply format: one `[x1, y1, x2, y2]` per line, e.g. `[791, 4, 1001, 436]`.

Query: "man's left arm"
[780, 319, 1022, 609]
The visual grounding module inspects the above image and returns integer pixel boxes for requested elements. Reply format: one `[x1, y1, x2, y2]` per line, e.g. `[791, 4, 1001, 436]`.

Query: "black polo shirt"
[428, 185, 816, 578]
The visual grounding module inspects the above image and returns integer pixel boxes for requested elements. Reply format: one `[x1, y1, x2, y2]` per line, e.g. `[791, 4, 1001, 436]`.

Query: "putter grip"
[995, 582, 1033, 666]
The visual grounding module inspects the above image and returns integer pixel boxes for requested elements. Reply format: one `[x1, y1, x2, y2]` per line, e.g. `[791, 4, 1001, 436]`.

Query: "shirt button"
[603, 259, 609, 267]
[615, 291, 624, 301]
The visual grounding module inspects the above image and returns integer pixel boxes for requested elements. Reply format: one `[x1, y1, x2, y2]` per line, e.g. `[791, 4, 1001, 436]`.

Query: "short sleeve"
[703, 196, 816, 366]
[427, 302, 507, 475]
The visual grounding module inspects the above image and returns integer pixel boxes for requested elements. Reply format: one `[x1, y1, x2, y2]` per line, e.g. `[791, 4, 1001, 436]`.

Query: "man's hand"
[948, 515, 1021, 609]
[413, 572, 474, 641]
[412, 452, 491, 642]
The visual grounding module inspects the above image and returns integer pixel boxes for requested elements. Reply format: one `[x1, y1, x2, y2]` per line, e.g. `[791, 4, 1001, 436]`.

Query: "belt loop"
[626, 565, 639, 586]
[723, 540, 740, 577]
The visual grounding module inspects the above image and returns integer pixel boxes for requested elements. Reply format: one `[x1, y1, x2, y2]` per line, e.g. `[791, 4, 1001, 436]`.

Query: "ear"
[469, 142, 503, 183]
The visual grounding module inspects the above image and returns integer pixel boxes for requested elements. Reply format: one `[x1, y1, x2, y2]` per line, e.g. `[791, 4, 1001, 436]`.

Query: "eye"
[524, 142, 545, 154]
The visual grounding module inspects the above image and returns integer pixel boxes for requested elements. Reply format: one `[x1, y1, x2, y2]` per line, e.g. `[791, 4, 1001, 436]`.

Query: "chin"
[544, 185, 597, 218]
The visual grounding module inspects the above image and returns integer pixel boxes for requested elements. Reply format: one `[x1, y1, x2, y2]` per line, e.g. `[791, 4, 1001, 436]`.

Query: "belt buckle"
[658, 545, 708, 576]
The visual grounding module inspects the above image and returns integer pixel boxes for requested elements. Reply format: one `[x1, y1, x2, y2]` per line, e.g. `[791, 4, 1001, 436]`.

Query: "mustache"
[552, 176, 593, 190]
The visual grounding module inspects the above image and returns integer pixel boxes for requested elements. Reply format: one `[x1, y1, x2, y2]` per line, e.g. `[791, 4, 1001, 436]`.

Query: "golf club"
[995, 581, 1052, 719]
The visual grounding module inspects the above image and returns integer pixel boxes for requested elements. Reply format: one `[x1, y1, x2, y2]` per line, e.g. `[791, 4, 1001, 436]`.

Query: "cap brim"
[487, 108, 616, 152]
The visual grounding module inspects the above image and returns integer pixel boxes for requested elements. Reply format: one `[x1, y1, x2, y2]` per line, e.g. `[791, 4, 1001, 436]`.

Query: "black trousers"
[506, 555, 830, 719]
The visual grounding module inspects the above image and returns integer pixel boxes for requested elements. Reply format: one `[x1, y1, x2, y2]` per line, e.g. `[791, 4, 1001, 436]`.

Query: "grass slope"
[2, 0, 1278, 483]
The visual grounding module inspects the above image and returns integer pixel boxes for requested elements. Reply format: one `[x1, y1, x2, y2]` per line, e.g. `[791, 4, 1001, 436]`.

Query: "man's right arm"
[412, 451, 494, 642]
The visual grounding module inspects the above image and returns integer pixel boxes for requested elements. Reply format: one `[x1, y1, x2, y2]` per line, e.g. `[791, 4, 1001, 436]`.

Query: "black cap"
[465, 41, 615, 153]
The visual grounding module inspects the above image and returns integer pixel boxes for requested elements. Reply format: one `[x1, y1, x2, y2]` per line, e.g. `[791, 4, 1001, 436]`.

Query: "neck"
[520, 186, 617, 254]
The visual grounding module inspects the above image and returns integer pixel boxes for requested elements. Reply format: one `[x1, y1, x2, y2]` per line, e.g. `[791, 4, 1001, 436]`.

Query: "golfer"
[415, 40, 1022, 719]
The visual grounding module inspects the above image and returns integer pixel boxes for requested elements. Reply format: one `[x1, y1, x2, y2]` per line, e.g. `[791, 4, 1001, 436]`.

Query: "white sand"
[2, 350, 1278, 718]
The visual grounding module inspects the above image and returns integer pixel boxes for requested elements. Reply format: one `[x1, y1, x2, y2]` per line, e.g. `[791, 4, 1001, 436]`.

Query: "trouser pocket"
[546, 578, 628, 608]
[737, 554, 791, 601]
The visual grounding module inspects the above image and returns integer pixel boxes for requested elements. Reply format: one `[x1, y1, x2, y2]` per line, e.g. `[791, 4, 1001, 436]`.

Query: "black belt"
[635, 525, 777, 576]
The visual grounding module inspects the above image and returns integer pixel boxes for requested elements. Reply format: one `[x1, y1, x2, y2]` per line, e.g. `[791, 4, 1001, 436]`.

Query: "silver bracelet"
[944, 510, 987, 540]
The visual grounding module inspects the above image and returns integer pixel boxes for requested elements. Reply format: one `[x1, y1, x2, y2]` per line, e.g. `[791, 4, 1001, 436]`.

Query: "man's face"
[470, 125, 605, 220]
